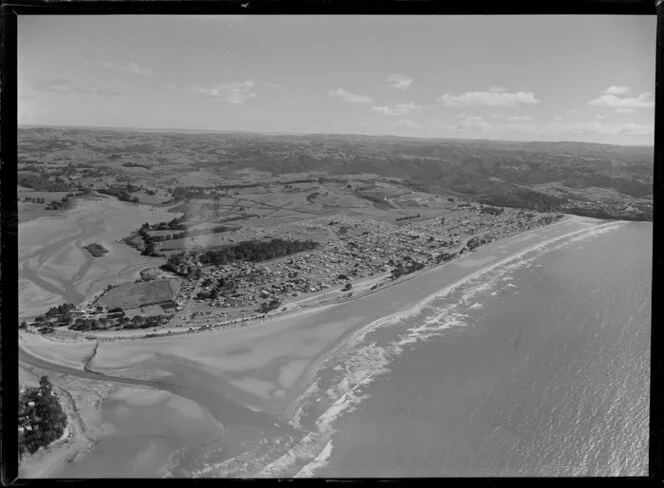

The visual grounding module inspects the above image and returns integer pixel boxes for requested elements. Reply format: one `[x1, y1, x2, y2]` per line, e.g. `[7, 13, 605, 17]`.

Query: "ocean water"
[256, 221, 651, 477]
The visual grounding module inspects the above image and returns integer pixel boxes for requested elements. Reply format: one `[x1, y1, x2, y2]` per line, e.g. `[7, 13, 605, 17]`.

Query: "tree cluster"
[390, 259, 425, 280]
[197, 277, 237, 301]
[18, 376, 68, 460]
[257, 299, 282, 314]
[479, 206, 504, 215]
[31, 303, 76, 330]
[98, 185, 139, 203]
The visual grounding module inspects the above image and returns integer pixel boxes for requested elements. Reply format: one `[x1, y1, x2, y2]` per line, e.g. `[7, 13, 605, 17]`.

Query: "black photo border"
[1, 0, 661, 485]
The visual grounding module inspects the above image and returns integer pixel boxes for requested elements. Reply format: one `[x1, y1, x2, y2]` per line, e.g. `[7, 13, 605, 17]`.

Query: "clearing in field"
[95, 279, 177, 309]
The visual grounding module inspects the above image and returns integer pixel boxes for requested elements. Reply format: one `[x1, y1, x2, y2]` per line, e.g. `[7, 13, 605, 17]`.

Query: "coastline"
[17, 213, 621, 477]
[28, 213, 584, 346]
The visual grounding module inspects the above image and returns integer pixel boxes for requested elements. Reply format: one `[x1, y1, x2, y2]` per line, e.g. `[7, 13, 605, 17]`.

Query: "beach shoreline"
[23, 213, 598, 348]
[17, 213, 617, 477]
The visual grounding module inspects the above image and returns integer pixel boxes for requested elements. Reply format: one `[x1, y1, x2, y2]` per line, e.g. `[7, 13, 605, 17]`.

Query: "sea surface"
[261, 221, 651, 477]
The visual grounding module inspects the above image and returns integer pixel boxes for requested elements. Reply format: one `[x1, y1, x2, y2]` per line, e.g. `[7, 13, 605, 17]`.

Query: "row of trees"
[69, 313, 170, 331]
[149, 217, 187, 232]
[22, 197, 46, 204]
[164, 238, 320, 271]
[396, 214, 421, 222]
[146, 226, 236, 243]
[479, 206, 504, 215]
[197, 238, 320, 265]
[138, 227, 162, 257]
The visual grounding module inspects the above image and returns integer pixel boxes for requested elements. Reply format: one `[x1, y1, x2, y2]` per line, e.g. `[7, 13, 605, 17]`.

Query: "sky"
[18, 15, 656, 145]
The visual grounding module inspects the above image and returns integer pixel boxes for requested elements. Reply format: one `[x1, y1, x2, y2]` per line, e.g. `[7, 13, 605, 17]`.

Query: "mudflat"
[19, 194, 182, 318]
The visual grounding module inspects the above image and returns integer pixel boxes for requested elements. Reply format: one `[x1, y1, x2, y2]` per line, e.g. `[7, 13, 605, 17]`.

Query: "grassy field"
[95, 279, 177, 309]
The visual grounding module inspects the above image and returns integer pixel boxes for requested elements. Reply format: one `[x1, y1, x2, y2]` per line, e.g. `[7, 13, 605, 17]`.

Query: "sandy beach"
[17, 213, 620, 477]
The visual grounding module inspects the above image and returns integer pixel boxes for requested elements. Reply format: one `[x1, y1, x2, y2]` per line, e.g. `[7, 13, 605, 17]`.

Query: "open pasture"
[95, 279, 177, 309]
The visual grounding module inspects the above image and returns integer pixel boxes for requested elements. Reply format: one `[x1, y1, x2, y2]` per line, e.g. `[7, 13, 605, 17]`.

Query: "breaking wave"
[213, 221, 625, 477]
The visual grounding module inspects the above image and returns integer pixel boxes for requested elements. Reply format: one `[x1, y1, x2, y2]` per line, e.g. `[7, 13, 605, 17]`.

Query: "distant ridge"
[18, 124, 654, 149]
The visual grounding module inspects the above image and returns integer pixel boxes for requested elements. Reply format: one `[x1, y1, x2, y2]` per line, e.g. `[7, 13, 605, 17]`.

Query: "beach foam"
[269, 220, 626, 477]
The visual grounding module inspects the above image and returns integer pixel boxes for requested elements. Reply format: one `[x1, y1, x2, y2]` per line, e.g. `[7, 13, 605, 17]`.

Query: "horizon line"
[18, 123, 655, 148]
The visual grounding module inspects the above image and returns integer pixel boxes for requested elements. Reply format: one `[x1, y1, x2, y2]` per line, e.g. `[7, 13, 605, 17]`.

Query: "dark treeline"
[165, 238, 319, 270]
[479, 206, 504, 215]
[564, 207, 652, 222]
[122, 162, 151, 169]
[396, 214, 421, 221]
[69, 313, 170, 331]
[149, 217, 187, 231]
[149, 226, 237, 243]
[198, 238, 319, 265]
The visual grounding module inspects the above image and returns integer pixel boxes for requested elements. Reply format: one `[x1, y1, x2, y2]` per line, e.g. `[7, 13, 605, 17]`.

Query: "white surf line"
[258, 368, 380, 477]
[289, 219, 620, 415]
[294, 440, 335, 478]
[271, 220, 625, 475]
[294, 221, 621, 415]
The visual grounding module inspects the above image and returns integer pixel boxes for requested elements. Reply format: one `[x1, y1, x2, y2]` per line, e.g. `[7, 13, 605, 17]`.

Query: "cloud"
[328, 88, 373, 104]
[193, 80, 257, 104]
[437, 89, 541, 107]
[371, 103, 422, 116]
[553, 114, 564, 122]
[506, 115, 532, 122]
[168, 84, 178, 90]
[392, 119, 421, 129]
[386, 73, 414, 90]
[265, 82, 280, 88]
[605, 86, 630, 95]
[438, 114, 493, 132]
[616, 107, 637, 114]
[587, 91, 653, 110]
[121, 62, 152, 76]
[32, 78, 121, 96]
